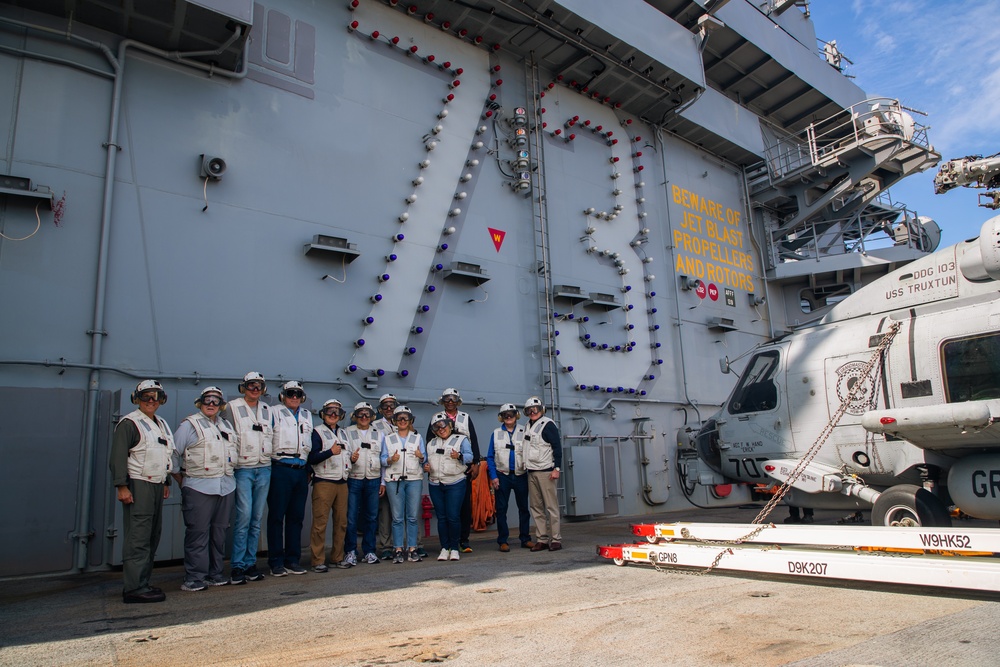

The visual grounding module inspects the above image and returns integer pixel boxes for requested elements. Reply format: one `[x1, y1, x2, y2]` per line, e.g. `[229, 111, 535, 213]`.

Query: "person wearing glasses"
[381, 405, 426, 563]
[425, 388, 480, 552]
[372, 393, 398, 561]
[110, 379, 176, 603]
[307, 399, 350, 572]
[172, 386, 238, 591]
[223, 371, 274, 584]
[486, 403, 531, 552]
[342, 402, 385, 566]
[266, 380, 313, 576]
[522, 396, 563, 552]
[424, 413, 472, 561]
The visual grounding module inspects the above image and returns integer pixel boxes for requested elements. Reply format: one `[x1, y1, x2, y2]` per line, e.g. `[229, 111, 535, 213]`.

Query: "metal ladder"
[525, 54, 560, 417]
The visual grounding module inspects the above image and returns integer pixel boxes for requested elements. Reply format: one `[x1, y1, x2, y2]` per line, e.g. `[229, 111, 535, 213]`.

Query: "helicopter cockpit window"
[727, 350, 780, 414]
[943, 333, 1000, 402]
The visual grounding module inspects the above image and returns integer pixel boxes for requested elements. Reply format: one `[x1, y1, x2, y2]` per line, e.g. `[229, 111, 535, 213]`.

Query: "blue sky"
[807, 0, 1000, 248]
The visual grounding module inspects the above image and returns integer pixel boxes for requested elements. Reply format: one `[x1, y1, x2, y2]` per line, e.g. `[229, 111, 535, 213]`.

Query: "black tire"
[871, 484, 953, 527]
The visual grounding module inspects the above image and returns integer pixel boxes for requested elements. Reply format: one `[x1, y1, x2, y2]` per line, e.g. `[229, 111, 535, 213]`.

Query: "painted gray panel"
[559, 0, 704, 86]
[187, 0, 254, 23]
[679, 87, 766, 157]
[0, 388, 84, 575]
[564, 445, 605, 516]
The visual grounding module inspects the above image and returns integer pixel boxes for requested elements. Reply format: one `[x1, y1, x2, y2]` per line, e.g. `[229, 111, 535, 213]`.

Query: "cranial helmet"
[131, 379, 167, 406]
[195, 386, 226, 409]
[438, 388, 462, 405]
[280, 380, 306, 402]
[392, 405, 413, 422]
[497, 403, 520, 421]
[352, 402, 376, 419]
[379, 393, 399, 411]
[430, 412, 455, 431]
[523, 396, 545, 414]
[238, 371, 266, 394]
[320, 399, 345, 419]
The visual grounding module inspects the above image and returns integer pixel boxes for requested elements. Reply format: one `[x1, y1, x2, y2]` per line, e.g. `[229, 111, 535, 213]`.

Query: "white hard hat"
[523, 396, 544, 413]
[379, 393, 399, 408]
[352, 402, 376, 418]
[392, 405, 413, 421]
[280, 380, 306, 400]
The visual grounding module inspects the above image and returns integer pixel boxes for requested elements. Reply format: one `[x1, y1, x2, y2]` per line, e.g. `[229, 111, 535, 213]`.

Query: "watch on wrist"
[554, 467, 560, 472]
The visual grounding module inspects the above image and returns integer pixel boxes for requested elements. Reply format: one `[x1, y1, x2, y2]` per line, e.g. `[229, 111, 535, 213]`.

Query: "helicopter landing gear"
[872, 484, 953, 527]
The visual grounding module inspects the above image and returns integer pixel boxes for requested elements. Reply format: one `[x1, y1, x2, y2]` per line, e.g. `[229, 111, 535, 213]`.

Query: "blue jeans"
[495, 472, 531, 545]
[429, 479, 466, 551]
[231, 466, 271, 569]
[345, 477, 381, 556]
[385, 479, 422, 549]
[266, 463, 309, 568]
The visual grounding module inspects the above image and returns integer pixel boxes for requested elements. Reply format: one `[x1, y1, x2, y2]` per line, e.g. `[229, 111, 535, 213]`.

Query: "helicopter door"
[719, 350, 788, 483]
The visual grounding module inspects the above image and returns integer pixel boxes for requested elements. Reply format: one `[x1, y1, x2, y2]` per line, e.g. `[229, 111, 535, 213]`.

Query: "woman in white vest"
[172, 386, 238, 591]
[424, 412, 472, 561]
[373, 393, 398, 561]
[486, 403, 532, 551]
[381, 405, 426, 563]
[523, 396, 563, 552]
[109, 379, 176, 603]
[307, 399, 350, 572]
[342, 402, 385, 566]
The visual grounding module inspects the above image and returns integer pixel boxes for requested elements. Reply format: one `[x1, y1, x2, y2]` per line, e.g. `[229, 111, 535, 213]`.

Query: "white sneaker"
[437, 548, 449, 561]
[449, 549, 460, 561]
[362, 552, 380, 565]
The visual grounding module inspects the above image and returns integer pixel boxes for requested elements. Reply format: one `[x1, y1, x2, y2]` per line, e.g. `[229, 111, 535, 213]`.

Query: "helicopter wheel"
[613, 556, 626, 567]
[871, 484, 952, 527]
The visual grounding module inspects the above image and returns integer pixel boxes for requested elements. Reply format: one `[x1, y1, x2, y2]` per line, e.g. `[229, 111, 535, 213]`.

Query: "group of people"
[110, 376, 563, 604]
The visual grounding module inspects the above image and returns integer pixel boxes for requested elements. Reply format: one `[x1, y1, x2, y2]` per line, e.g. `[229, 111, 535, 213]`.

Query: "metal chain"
[660, 321, 902, 575]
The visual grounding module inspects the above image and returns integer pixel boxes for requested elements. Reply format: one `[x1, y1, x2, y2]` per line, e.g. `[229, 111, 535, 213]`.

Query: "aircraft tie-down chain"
[655, 321, 903, 576]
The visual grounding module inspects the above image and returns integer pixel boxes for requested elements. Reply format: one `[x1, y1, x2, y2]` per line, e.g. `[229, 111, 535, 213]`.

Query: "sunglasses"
[201, 397, 223, 407]
[285, 390, 305, 399]
[500, 411, 518, 419]
[138, 392, 163, 403]
[245, 382, 264, 392]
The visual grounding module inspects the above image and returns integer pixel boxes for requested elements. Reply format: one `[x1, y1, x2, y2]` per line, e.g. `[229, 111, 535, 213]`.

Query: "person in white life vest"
[424, 412, 472, 561]
[486, 403, 532, 551]
[222, 371, 275, 584]
[522, 396, 563, 552]
[342, 402, 385, 566]
[307, 399, 350, 572]
[266, 380, 313, 576]
[373, 393, 397, 561]
[172, 386, 238, 591]
[380, 405, 427, 563]
[424, 388, 480, 553]
[110, 379, 175, 603]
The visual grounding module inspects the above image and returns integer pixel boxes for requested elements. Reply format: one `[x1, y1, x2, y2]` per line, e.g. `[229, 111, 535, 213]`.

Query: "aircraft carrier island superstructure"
[0, 0, 941, 575]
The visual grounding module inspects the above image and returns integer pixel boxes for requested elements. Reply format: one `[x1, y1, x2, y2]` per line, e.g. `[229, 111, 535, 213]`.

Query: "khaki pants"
[527, 470, 561, 544]
[310, 480, 349, 565]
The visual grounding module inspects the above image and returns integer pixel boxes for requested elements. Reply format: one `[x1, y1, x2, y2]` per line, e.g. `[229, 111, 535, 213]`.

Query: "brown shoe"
[530, 542, 549, 552]
[522, 541, 535, 549]
[549, 541, 562, 551]
[499, 543, 510, 552]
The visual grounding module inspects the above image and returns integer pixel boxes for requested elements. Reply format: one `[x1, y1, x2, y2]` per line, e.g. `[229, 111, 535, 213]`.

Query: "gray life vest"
[344, 426, 383, 480]
[181, 413, 236, 478]
[383, 431, 424, 482]
[272, 406, 313, 459]
[426, 433, 467, 485]
[491, 424, 526, 475]
[524, 416, 556, 471]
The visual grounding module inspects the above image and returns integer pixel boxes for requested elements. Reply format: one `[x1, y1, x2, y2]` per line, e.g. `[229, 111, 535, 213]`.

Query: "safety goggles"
[201, 396, 223, 407]
[355, 411, 373, 420]
[320, 409, 342, 418]
[393, 415, 412, 423]
[380, 402, 398, 412]
[524, 406, 541, 415]
[432, 422, 451, 432]
[138, 391, 164, 403]
[284, 390, 305, 399]
[244, 382, 264, 392]
[500, 411, 518, 419]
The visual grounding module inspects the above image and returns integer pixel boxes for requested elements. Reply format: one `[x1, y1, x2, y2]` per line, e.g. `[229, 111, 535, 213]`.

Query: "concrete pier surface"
[2, 505, 998, 667]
